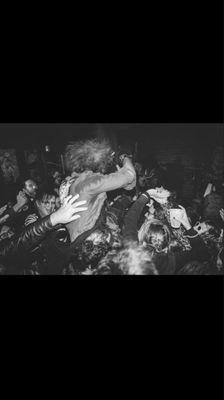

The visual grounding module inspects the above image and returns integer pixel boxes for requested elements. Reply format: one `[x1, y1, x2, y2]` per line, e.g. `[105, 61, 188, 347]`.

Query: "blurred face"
[0, 225, 14, 241]
[36, 195, 56, 217]
[150, 232, 165, 249]
[24, 180, 38, 198]
[53, 172, 62, 187]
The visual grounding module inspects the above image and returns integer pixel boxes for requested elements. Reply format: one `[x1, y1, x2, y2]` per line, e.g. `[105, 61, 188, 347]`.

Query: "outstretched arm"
[0, 195, 87, 260]
[123, 193, 150, 242]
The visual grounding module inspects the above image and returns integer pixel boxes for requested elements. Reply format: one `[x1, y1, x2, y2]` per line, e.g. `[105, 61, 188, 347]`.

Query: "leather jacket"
[0, 215, 55, 262]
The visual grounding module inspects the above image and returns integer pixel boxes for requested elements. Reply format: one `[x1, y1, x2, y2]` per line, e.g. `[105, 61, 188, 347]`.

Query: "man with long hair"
[59, 138, 136, 245]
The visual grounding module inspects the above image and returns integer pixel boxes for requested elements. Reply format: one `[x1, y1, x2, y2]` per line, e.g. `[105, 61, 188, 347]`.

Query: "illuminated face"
[24, 179, 38, 198]
[36, 195, 56, 217]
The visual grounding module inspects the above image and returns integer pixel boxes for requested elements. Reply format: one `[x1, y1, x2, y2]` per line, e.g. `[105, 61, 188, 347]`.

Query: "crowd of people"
[0, 138, 223, 275]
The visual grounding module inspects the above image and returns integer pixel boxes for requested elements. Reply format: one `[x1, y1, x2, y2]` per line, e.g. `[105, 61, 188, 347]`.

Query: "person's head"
[23, 179, 38, 199]
[96, 242, 158, 275]
[0, 225, 14, 242]
[72, 229, 112, 271]
[30, 169, 43, 185]
[65, 138, 114, 175]
[35, 188, 56, 218]
[52, 170, 63, 187]
[138, 219, 171, 253]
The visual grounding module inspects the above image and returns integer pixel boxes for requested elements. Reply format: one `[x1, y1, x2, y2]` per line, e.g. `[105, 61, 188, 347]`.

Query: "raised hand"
[50, 194, 88, 226]
[16, 191, 28, 208]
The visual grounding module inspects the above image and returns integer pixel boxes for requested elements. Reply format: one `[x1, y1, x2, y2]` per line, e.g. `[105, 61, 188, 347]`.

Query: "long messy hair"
[65, 138, 114, 174]
[96, 241, 158, 275]
[138, 219, 171, 253]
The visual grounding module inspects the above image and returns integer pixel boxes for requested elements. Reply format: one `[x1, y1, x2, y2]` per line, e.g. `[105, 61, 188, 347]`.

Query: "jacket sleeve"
[174, 228, 210, 271]
[0, 207, 16, 225]
[0, 215, 55, 260]
[85, 158, 136, 196]
[123, 194, 149, 242]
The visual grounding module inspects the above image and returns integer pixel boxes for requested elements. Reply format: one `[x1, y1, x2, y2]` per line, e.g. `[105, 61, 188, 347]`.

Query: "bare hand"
[17, 191, 28, 208]
[50, 194, 88, 226]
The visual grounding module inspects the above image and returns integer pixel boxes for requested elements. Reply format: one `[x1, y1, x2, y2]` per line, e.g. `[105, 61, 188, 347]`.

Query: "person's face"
[53, 172, 62, 187]
[24, 180, 38, 198]
[37, 196, 56, 217]
[43, 196, 56, 216]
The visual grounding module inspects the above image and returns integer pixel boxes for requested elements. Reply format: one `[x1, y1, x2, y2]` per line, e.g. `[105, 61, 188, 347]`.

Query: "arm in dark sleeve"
[0, 207, 17, 225]
[123, 194, 149, 242]
[174, 228, 210, 271]
[0, 215, 55, 260]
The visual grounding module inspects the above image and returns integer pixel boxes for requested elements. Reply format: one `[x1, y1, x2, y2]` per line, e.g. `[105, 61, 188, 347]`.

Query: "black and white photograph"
[0, 123, 223, 275]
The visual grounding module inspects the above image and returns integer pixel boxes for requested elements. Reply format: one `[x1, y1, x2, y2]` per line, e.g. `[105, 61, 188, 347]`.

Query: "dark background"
[0, 122, 222, 172]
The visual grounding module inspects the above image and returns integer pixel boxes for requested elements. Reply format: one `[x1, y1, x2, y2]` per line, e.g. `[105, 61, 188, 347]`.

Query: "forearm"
[123, 193, 149, 242]
[0, 203, 25, 225]
[0, 215, 54, 259]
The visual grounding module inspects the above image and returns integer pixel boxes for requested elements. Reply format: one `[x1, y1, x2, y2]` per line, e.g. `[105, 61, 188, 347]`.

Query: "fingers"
[68, 194, 80, 204]
[72, 207, 88, 213]
[63, 195, 73, 205]
[70, 199, 87, 207]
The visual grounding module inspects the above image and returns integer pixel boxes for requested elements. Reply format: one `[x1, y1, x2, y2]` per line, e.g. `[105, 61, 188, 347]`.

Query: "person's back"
[60, 139, 136, 244]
